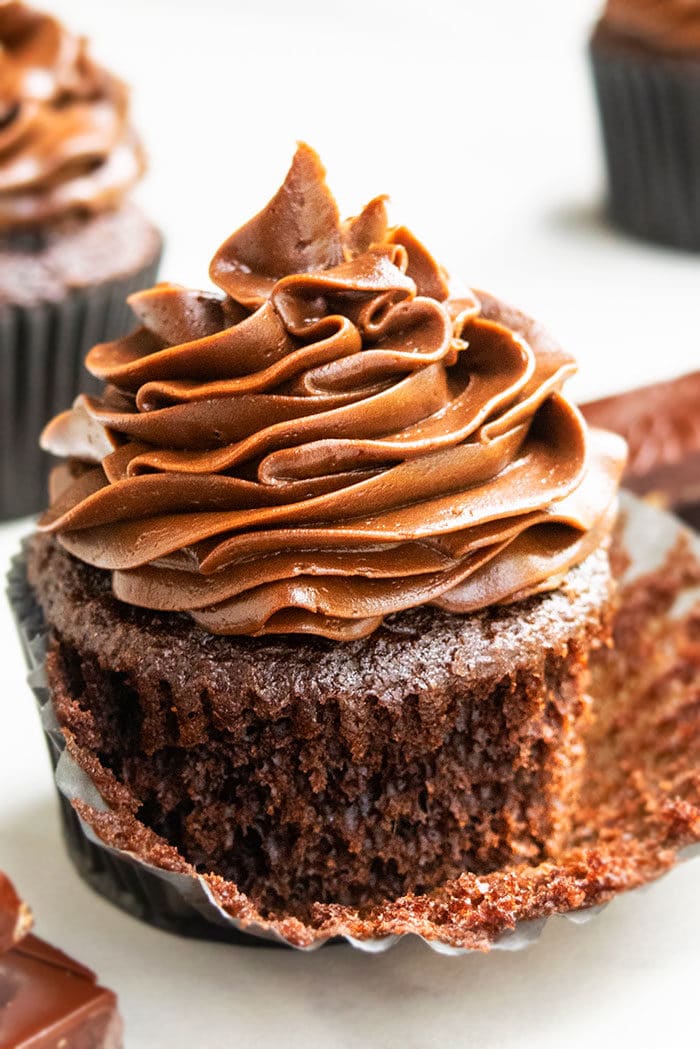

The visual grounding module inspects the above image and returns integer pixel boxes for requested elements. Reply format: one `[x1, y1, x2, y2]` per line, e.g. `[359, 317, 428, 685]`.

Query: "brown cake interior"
[27, 531, 613, 918]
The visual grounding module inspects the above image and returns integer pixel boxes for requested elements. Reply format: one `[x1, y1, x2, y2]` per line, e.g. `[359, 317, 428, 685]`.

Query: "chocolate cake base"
[0, 205, 162, 308]
[10, 498, 700, 951]
[24, 533, 613, 919]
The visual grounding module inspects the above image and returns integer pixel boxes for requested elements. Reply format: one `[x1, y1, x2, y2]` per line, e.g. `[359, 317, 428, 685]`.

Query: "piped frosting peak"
[40, 145, 625, 640]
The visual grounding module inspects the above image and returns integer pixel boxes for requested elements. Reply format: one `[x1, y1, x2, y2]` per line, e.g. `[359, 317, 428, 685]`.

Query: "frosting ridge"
[0, 1, 145, 229]
[40, 144, 626, 640]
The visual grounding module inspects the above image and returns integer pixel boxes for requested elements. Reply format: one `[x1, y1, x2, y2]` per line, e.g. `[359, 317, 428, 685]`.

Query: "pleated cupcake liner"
[591, 41, 700, 250]
[0, 253, 161, 521]
[6, 559, 314, 949]
[3, 552, 599, 953]
[7, 494, 700, 953]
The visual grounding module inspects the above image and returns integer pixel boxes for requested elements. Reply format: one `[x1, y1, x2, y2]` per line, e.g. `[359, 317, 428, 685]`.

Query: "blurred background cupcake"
[0, 1, 161, 520]
[591, 0, 700, 250]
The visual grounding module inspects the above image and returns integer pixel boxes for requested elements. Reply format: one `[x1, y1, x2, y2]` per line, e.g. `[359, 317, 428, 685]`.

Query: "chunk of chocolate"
[0, 936, 122, 1049]
[0, 872, 122, 1048]
[582, 372, 700, 530]
[0, 873, 32, 955]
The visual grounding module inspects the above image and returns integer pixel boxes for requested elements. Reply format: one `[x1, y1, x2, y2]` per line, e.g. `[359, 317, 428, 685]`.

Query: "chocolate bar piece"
[582, 372, 700, 530]
[0, 872, 122, 1048]
[0, 935, 123, 1049]
[0, 873, 32, 955]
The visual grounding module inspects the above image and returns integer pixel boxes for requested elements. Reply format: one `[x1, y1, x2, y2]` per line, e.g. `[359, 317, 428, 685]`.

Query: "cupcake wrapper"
[7, 494, 700, 953]
[4, 562, 574, 952]
[9, 581, 324, 950]
[591, 42, 700, 250]
[57, 782, 272, 949]
[0, 254, 161, 521]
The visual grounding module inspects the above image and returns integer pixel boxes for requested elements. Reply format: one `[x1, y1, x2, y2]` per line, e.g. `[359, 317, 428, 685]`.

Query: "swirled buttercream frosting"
[0, 1, 145, 229]
[40, 144, 626, 641]
[600, 0, 700, 55]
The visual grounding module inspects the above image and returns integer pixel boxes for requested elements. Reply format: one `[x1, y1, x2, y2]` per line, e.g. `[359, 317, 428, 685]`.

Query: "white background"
[2, 1, 700, 1046]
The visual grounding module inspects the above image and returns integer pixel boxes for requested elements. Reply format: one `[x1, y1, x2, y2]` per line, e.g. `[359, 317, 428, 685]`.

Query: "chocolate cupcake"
[19, 145, 626, 930]
[591, 1, 700, 249]
[0, 2, 162, 520]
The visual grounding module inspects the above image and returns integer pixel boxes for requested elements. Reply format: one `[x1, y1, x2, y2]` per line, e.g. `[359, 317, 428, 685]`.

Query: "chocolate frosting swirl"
[40, 144, 626, 641]
[600, 0, 700, 55]
[0, 2, 145, 229]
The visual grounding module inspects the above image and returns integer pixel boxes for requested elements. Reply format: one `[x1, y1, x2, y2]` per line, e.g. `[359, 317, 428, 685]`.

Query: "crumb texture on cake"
[20, 529, 700, 950]
[28, 533, 613, 916]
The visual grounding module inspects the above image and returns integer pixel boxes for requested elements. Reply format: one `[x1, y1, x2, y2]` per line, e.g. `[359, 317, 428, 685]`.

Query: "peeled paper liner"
[7, 492, 700, 954]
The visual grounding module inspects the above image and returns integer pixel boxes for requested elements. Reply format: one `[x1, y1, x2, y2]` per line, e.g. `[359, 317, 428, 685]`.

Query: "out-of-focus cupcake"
[0, 1, 162, 520]
[591, 0, 700, 250]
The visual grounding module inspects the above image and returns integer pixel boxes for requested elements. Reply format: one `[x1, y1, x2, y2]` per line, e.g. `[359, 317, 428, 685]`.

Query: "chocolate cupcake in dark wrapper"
[591, 1, 700, 250]
[0, 2, 162, 520]
[13, 145, 700, 953]
[10, 145, 641, 948]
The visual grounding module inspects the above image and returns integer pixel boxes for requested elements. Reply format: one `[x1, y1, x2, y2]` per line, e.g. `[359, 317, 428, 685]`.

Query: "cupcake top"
[0, 1, 145, 231]
[40, 145, 626, 641]
[598, 0, 700, 55]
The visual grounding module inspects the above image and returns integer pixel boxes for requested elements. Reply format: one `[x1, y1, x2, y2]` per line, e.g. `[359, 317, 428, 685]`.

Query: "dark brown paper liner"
[57, 796, 271, 948]
[6, 554, 314, 949]
[0, 252, 161, 521]
[591, 40, 700, 250]
[7, 495, 700, 953]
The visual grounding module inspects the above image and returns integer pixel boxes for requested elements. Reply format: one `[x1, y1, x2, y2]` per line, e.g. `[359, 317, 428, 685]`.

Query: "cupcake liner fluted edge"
[6, 550, 303, 949]
[591, 40, 700, 250]
[0, 251, 162, 521]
